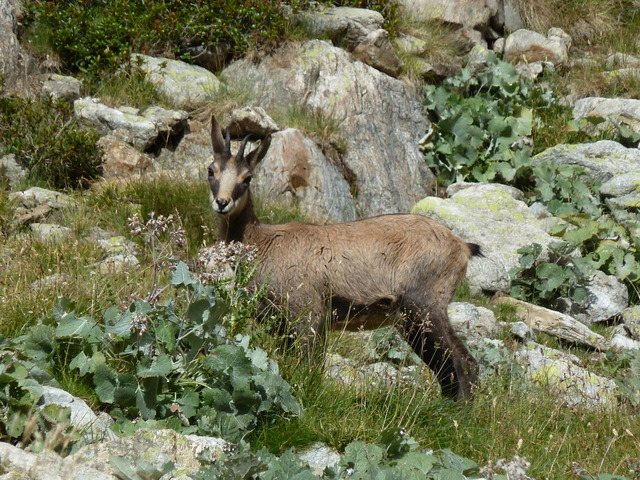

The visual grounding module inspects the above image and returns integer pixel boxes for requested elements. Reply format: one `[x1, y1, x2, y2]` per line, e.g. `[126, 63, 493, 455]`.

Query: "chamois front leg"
[402, 299, 477, 400]
[286, 292, 327, 361]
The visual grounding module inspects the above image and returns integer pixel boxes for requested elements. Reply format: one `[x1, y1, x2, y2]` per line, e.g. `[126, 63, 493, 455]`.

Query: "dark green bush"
[0, 96, 101, 189]
[24, 1, 290, 77]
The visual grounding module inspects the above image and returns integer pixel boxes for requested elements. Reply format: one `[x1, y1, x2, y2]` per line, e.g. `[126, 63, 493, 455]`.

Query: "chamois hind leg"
[401, 293, 477, 400]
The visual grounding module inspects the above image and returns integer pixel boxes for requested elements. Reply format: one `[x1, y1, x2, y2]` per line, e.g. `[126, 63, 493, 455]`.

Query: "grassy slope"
[2, 0, 640, 478]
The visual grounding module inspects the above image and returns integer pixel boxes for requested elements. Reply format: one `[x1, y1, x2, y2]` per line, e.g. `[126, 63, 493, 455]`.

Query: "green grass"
[251, 340, 640, 478]
[91, 68, 172, 111]
[3, 175, 640, 478]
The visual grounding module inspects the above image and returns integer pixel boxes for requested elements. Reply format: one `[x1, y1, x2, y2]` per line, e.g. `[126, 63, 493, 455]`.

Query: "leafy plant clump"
[0, 245, 300, 446]
[196, 428, 494, 479]
[0, 95, 101, 189]
[423, 52, 550, 187]
[511, 216, 640, 305]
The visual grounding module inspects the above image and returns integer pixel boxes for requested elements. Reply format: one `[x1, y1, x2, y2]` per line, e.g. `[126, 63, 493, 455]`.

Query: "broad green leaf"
[179, 391, 200, 418]
[564, 223, 599, 244]
[113, 373, 138, 407]
[570, 286, 589, 304]
[171, 261, 196, 287]
[155, 322, 176, 351]
[395, 451, 438, 474]
[432, 468, 465, 480]
[136, 353, 173, 378]
[56, 313, 104, 340]
[94, 363, 117, 403]
[70, 350, 106, 376]
[187, 299, 212, 324]
[137, 377, 159, 420]
[105, 310, 134, 338]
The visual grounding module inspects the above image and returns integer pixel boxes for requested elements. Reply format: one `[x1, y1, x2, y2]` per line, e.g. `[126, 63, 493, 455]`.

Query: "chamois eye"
[207, 166, 214, 177]
[243, 175, 252, 185]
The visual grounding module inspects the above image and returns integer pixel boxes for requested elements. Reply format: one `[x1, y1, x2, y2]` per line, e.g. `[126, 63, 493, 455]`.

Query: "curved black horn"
[224, 129, 231, 157]
[236, 135, 253, 161]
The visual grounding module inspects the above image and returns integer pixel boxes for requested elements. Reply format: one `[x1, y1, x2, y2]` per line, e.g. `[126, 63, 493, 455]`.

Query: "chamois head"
[208, 115, 255, 217]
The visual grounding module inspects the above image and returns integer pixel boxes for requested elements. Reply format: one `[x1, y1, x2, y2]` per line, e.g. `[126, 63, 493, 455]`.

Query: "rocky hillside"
[2, 0, 640, 478]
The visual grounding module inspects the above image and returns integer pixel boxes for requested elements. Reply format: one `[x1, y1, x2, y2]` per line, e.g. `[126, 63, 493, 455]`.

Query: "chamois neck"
[218, 192, 260, 243]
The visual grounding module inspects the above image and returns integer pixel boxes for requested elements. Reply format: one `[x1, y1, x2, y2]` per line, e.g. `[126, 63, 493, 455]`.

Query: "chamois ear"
[210, 115, 227, 160]
[245, 134, 272, 169]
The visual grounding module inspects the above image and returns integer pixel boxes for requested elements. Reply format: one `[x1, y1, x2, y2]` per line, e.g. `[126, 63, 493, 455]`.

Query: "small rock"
[98, 136, 153, 177]
[622, 306, 640, 340]
[0, 153, 26, 187]
[299, 443, 341, 475]
[30, 223, 72, 242]
[42, 73, 82, 102]
[14, 204, 52, 225]
[504, 29, 568, 65]
[610, 333, 640, 351]
[226, 106, 279, 138]
[510, 321, 537, 342]
[97, 254, 140, 274]
[352, 29, 403, 77]
[10, 186, 73, 209]
[449, 302, 502, 344]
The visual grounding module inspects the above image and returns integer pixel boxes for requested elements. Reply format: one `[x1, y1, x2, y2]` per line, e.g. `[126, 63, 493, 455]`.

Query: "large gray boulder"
[397, 0, 498, 37]
[132, 53, 222, 109]
[556, 270, 628, 326]
[412, 183, 556, 292]
[504, 28, 569, 66]
[295, 7, 401, 77]
[74, 98, 189, 152]
[515, 343, 617, 409]
[572, 97, 640, 137]
[0, 429, 228, 480]
[222, 40, 435, 218]
[600, 169, 640, 214]
[39, 386, 117, 444]
[0, 0, 37, 95]
[533, 142, 640, 222]
[532, 141, 640, 184]
[295, 6, 384, 49]
[253, 129, 357, 223]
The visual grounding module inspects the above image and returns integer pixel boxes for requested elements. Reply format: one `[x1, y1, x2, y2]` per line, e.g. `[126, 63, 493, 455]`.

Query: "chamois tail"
[467, 242, 483, 258]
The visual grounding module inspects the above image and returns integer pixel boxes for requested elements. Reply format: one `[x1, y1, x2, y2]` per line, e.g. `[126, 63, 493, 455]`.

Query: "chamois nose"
[216, 198, 230, 211]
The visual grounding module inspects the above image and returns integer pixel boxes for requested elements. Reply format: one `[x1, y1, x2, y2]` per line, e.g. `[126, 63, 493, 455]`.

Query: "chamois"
[207, 115, 480, 399]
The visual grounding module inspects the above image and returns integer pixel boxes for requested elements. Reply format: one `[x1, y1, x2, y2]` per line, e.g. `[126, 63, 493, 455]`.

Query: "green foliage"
[614, 348, 640, 409]
[92, 67, 171, 111]
[24, 0, 290, 78]
[196, 429, 484, 479]
[0, 95, 101, 189]
[0, 344, 78, 451]
[510, 215, 640, 307]
[509, 242, 591, 308]
[423, 53, 544, 186]
[531, 161, 602, 217]
[0, 260, 300, 445]
[116, 177, 218, 253]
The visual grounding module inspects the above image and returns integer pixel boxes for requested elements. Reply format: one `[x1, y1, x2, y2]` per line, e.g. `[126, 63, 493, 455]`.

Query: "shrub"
[24, 1, 290, 78]
[422, 53, 543, 187]
[0, 259, 300, 445]
[0, 96, 101, 189]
